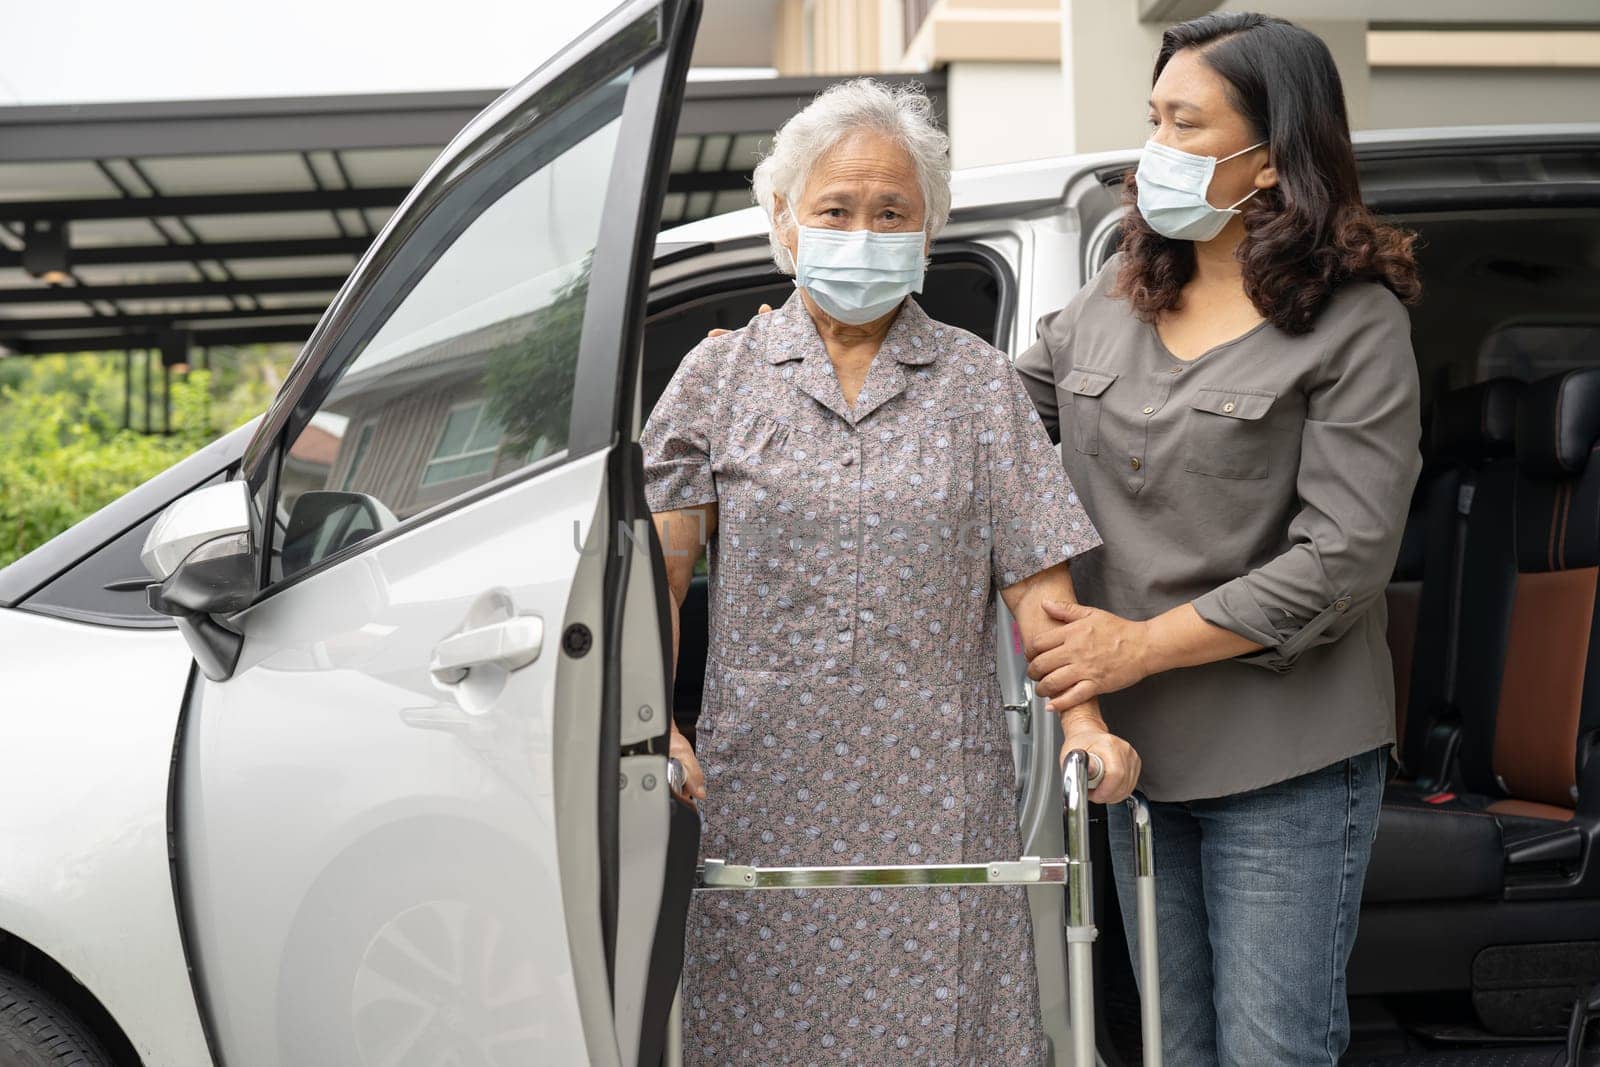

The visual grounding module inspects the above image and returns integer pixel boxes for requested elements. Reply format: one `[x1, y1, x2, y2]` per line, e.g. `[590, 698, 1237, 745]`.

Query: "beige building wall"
[755, 0, 1600, 165]
[908, 0, 1079, 168]
[1061, 4, 1371, 154]
[1370, 67, 1600, 130]
[947, 61, 1075, 169]
[1365, 30, 1600, 129]
[774, 0, 905, 75]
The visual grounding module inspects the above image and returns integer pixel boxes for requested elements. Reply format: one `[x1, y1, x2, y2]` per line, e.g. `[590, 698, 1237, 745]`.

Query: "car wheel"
[275, 821, 561, 1066]
[0, 972, 112, 1067]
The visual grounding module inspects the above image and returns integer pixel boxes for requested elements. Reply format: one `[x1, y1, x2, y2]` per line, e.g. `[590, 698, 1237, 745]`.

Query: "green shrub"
[0, 349, 293, 568]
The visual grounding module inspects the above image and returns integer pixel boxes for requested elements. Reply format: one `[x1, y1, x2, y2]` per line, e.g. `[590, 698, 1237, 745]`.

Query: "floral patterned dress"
[642, 291, 1101, 1064]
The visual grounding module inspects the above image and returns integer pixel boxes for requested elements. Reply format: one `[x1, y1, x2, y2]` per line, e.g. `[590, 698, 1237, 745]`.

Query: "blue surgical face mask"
[1135, 138, 1267, 242]
[793, 225, 926, 326]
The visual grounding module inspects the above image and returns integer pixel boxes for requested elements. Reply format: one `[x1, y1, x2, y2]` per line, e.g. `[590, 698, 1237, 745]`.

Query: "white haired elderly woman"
[642, 79, 1139, 1064]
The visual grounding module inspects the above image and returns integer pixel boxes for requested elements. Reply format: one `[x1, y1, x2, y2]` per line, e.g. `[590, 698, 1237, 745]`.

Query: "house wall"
[327, 384, 493, 520]
[757, 0, 1599, 164]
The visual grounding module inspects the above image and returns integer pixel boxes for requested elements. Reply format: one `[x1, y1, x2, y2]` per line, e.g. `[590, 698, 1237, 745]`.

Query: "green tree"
[0, 347, 295, 568]
[482, 265, 588, 457]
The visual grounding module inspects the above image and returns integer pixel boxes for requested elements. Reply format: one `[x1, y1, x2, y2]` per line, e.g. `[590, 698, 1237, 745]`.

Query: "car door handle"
[429, 616, 543, 684]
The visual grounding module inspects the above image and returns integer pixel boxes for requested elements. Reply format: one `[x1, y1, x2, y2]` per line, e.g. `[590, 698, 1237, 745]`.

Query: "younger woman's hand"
[669, 724, 707, 809]
[1027, 600, 1154, 712]
[707, 304, 773, 338]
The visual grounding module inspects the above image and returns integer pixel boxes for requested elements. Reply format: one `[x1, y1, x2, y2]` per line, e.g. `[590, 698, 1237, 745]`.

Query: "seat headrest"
[1516, 368, 1600, 480]
[1430, 378, 1523, 462]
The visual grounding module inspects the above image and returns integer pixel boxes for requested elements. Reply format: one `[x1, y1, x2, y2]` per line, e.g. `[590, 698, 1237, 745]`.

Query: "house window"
[340, 421, 377, 491]
[421, 401, 505, 486]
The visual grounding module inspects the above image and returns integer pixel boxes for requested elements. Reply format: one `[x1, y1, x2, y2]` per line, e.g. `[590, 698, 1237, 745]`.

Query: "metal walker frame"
[685, 749, 1163, 1066]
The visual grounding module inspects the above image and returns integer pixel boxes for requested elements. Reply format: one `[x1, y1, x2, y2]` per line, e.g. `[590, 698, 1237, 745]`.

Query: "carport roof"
[0, 73, 945, 357]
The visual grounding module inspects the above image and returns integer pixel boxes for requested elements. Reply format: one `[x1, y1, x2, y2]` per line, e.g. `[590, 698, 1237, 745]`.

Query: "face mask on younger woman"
[1135, 138, 1267, 242]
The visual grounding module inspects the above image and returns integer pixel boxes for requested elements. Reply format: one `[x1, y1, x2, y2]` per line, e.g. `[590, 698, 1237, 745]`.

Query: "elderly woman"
[642, 79, 1139, 1064]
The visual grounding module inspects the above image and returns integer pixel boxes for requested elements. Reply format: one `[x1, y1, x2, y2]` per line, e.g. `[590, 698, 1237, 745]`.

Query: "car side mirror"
[281, 491, 397, 577]
[141, 480, 257, 681]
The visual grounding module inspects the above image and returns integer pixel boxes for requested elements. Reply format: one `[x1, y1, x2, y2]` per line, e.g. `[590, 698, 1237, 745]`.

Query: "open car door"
[155, 3, 702, 1064]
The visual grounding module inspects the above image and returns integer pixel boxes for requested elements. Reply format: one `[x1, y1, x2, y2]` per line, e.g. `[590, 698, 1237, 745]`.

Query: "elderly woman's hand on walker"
[1059, 698, 1141, 804]
[1001, 564, 1141, 804]
[667, 722, 707, 809]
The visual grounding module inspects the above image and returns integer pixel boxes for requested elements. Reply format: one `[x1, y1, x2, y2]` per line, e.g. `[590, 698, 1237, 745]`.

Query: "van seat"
[1367, 370, 1600, 906]
[1389, 378, 1523, 788]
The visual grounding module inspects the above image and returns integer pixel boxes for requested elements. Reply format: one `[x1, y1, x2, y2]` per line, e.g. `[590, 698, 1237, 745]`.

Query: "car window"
[267, 76, 629, 584]
[22, 472, 227, 628]
[1478, 323, 1600, 382]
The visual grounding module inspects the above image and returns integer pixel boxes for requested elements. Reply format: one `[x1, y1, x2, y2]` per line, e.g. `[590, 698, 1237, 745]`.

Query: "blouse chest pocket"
[1182, 387, 1278, 480]
[1062, 368, 1119, 456]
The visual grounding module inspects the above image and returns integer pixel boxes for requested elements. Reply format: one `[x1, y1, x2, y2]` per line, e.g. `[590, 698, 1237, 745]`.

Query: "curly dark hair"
[1116, 12, 1420, 335]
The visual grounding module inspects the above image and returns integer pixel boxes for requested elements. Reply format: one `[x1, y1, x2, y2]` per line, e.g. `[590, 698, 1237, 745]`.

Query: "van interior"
[638, 196, 1600, 1064]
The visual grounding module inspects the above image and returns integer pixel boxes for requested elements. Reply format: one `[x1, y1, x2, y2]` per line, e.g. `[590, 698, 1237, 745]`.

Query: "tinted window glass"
[1478, 324, 1600, 382]
[270, 77, 628, 583]
[26, 471, 227, 627]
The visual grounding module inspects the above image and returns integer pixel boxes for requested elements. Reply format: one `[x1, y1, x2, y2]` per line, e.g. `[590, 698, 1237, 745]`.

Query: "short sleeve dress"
[642, 291, 1101, 1064]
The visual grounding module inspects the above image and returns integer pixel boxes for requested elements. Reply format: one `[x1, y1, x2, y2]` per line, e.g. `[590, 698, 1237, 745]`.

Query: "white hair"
[751, 78, 952, 274]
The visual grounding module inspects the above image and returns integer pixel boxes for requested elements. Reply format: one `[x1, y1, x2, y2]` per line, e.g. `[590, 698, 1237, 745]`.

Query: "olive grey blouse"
[1014, 256, 1423, 801]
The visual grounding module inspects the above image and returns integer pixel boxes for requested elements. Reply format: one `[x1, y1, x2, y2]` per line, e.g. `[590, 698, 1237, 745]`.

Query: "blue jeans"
[1105, 747, 1387, 1066]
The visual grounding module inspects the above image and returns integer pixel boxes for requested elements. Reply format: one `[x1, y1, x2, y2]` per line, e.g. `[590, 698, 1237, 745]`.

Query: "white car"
[2, 1, 1597, 1063]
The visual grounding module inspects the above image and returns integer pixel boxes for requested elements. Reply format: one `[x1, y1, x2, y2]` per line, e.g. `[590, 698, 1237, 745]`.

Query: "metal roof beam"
[673, 72, 947, 136]
[6, 322, 314, 355]
[0, 236, 371, 269]
[0, 304, 328, 335]
[0, 275, 345, 304]
[0, 188, 409, 223]
[0, 92, 493, 164]
[665, 170, 755, 194]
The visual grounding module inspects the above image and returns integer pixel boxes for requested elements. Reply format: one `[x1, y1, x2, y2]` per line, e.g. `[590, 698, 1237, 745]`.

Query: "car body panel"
[0, 610, 211, 1064]
[656, 120, 1600, 262]
[171, 2, 699, 1063]
[177, 451, 608, 1064]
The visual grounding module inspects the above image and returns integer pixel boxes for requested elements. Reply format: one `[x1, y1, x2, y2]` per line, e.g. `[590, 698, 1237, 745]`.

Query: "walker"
[685, 749, 1164, 1066]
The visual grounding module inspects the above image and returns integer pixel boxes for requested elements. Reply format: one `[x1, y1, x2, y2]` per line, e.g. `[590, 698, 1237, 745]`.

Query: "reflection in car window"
[421, 401, 509, 487]
[339, 421, 377, 491]
[270, 77, 628, 583]
[1478, 324, 1600, 382]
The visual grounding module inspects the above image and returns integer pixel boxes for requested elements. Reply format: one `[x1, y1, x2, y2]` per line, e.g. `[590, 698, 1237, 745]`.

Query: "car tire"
[0, 972, 112, 1067]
